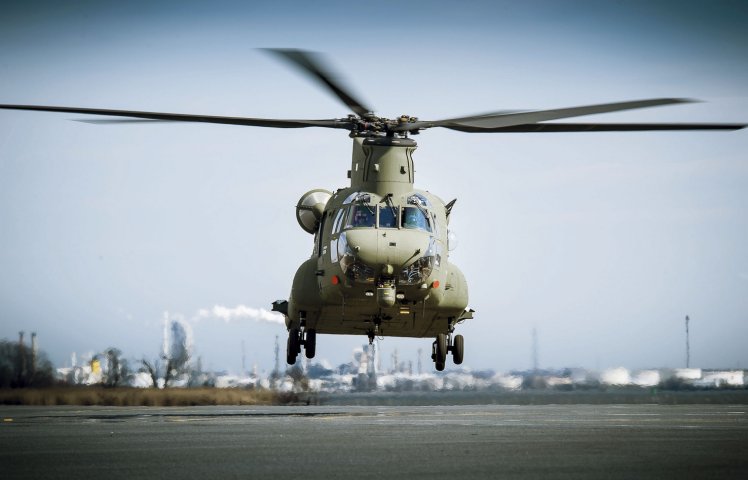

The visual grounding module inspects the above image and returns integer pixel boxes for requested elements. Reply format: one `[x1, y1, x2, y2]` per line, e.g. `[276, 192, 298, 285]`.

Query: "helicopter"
[1, 49, 744, 371]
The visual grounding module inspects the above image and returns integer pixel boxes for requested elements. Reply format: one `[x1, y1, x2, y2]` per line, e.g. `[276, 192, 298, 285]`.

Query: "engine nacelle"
[296, 189, 332, 234]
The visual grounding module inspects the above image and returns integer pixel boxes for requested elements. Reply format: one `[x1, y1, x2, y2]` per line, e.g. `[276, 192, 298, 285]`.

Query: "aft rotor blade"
[393, 98, 695, 132]
[442, 122, 747, 133]
[0, 104, 353, 129]
[264, 49, 372, 118]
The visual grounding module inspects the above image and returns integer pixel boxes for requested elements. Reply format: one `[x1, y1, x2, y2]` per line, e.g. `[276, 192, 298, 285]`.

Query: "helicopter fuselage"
[276, 136, 472, 355]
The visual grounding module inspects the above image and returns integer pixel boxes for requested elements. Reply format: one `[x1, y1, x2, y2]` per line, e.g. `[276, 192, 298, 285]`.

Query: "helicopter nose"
[344, 229, 432, 273]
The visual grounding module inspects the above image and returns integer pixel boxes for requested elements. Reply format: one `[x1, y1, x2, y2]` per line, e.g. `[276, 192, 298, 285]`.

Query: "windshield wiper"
[383, 193, 398, 219]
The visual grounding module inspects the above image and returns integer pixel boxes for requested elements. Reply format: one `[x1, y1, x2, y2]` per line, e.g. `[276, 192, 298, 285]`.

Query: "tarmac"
[1, 404, 747, 479]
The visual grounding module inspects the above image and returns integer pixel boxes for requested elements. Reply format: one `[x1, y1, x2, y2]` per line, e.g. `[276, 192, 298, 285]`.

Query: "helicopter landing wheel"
[305, 329, 316, 359]
[287, 328, 300, 365]
[435, 333, 448, 365]
[452, 334, 464, 365]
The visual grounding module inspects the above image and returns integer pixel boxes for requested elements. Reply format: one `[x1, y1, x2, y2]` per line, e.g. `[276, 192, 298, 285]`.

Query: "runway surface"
[2, 404, 747, 479]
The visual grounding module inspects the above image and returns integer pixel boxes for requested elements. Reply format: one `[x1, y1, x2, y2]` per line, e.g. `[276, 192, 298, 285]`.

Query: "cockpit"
[333, 192, 439, 285]
[339, 192, 432, 232]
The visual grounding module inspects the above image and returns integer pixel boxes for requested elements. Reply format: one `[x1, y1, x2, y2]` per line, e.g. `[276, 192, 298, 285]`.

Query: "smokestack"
[30, 332, 37, 376]
[241, 340, 246, 376]
[377, 339, 382, 373]
[532, 328, 539, 373]
[18, 331, 26, 387]
[417, 348, 422, 375]
[274, 335, 280, 377]
[162, 315, 169, 358]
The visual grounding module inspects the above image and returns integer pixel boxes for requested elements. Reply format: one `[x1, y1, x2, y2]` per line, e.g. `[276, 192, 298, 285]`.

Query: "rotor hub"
[347, 114, 421, 137]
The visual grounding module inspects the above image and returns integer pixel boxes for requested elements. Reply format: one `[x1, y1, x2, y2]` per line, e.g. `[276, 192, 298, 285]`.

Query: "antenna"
[532, 328, 539, 373]
[685, 315, 690, 368]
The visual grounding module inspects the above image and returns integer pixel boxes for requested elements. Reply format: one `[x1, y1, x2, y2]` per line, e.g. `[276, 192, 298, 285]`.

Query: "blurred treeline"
[0, 339, 55, 388]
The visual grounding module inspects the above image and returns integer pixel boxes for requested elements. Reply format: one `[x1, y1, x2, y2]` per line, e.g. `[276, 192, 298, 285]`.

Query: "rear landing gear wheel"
[435, 360, 445, 372]
[452, 334, 464, 365]
[305, 329, 316, 359]
[286, 328, 300, 365]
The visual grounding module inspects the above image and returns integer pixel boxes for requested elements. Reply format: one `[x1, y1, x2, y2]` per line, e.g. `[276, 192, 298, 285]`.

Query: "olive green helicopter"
[1, 50, 744, 371]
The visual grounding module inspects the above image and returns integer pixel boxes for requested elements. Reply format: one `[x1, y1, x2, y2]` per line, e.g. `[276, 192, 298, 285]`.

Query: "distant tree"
[139, 354, 183, 389]
[165, 320, 191, 381]
[104, 348, 129, 387]
[140, 357, 161, 388]
[0, 338, 54, 388]
[286, 365, 309, 392]
[138, 318, 193, 389]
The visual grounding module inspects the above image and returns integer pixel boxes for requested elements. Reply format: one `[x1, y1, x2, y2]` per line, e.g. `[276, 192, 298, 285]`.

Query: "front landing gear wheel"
[452, 334, 464, 365]
[436, 333, 448, 364]
[431, 333, 448, 371]
[286, 328, 300, 365]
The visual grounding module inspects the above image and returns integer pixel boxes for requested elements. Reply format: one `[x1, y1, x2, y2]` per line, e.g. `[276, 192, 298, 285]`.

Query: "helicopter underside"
[308, 305, 451, 338]
[276, 257, 473, 371]
[281, 301, 473, 372]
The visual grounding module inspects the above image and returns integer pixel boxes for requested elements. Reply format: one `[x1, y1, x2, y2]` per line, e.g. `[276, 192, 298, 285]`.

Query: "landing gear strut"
[286, 313, 317, 365]
[366, 317, 382, 345]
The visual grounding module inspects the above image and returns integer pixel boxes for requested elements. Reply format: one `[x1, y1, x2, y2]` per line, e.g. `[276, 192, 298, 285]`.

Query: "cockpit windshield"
[346, 204, 375, 228]
[344, 201, 430, 231]
[402, 206, 431, 232]
[379, 206, 397, 228]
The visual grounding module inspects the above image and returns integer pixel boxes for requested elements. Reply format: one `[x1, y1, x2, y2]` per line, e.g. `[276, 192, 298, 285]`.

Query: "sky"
[1, 0, 747, 374]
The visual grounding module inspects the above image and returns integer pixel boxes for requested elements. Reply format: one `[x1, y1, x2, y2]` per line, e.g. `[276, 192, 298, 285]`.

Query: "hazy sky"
[1, 0, 747, 374]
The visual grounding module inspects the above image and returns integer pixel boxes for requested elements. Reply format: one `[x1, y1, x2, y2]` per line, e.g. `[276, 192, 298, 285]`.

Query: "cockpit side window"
[401, 206, 431, 232]
[346, 205, 375, 228]
[332, 209, 345, 234]
[378, 206, 398, 228]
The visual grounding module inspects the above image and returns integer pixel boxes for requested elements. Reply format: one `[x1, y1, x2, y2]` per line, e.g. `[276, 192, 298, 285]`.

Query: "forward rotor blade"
[75, 119, 172, 124]
[0, 104, 353, 129]
[392, 98, 695, 132]
[442, 122, 747, 133]
[264, 49, 372, 118]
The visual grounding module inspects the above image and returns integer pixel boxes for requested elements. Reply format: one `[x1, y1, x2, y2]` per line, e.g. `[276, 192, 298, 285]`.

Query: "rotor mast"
[349, 136, 417, 197]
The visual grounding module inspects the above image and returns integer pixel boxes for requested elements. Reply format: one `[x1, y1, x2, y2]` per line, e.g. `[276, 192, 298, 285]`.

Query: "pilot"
[403, 208, 420, 229]
[352, 207, 372, 227]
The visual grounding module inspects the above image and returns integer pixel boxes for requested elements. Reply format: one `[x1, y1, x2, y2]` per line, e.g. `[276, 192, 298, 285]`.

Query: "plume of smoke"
[194, 305, 285, 325]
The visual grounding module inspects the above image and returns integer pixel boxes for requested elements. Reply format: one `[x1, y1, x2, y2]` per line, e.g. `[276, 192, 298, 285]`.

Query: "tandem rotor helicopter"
[1, 50, 744, 370]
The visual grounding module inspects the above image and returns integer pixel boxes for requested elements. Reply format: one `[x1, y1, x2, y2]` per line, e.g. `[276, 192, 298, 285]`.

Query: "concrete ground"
[1, 404, 747, 479]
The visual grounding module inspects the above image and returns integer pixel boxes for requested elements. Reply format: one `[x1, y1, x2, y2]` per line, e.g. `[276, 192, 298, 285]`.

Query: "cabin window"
[401, 206, 431, 232]
[378, 205, 398, 228]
